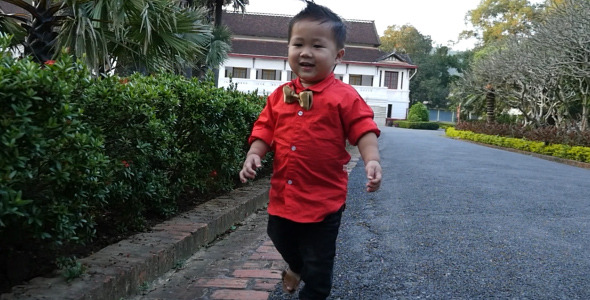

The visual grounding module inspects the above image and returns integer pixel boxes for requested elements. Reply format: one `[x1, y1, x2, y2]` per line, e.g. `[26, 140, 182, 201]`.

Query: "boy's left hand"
[364, 160, 382, 192]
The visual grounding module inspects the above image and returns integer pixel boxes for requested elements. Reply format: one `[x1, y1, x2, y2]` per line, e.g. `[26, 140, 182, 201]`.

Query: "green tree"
[462, 0, 543, 45]
[187, 0, 249, 26]
[410, 46, 461, 108]
[379, 24, 432, 57]
[380, 24, 462, 109]
[0, 0, 217, 74]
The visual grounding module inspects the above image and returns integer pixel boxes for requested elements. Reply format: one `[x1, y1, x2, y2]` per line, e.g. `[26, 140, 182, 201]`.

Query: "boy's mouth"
[299, 62, 314, 67]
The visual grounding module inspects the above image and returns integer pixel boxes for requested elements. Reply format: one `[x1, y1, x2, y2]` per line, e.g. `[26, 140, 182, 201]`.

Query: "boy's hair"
[288, 1, 347, 49]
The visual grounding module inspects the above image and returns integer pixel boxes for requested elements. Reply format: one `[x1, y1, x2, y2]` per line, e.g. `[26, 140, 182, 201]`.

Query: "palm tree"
[186, 0, 248, 26]
[0, 0, 217, 74]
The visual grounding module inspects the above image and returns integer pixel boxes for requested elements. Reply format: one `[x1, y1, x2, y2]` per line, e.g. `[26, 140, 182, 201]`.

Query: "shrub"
[1, 37, 267, 289]
[160, 74, 265, 195]
[0, 50, 110, 286]
[81, 73, 185, 230]
[455, 121, 590, 147]
[446, 127, 590, 163]
[80, 73, 266, 231]
[393, 121, 440, 130]
[408, 103, 429, 122]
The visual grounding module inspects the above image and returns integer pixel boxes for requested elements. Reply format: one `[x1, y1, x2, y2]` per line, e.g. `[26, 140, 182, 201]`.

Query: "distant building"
[219, 11, 417, 124]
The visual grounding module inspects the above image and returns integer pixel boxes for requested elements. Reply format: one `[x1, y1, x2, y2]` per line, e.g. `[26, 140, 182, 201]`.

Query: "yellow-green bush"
[446, 127, 590, 163]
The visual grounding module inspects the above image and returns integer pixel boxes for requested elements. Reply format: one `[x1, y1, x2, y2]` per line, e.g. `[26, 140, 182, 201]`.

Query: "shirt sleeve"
[248, 90, 279, 146]
[342, 93, 381, 146]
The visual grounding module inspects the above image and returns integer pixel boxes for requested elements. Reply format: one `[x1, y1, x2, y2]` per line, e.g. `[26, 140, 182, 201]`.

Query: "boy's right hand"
[239, 154, 262, 183]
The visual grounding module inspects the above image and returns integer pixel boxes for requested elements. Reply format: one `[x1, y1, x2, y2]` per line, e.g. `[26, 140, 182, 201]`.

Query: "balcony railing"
[219, 78, 409, 104]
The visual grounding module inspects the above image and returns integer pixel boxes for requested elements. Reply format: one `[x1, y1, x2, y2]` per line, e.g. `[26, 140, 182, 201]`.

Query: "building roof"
[222, 10, 415, 69]
[222, 11, 381, 46]
[0, 2, 28, 16]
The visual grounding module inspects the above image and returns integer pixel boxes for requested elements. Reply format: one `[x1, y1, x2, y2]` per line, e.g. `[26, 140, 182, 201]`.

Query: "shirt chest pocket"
[306, 107, 344, 142]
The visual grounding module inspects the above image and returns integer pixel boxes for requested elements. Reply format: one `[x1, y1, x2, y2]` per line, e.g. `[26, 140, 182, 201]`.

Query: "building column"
[373, 70, 381, 87]
[343, 74, 350, 85]
[250, 68, 257, 80]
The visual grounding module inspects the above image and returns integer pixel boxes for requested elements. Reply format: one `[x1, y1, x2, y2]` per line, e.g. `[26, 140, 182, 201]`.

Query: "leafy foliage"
[0, 44, 265, 290]
[451, 0, 590, 130]
[392, 121, 440, 130]
[462, 0, 543, 45]
[456, 121, 590, 147]
[0, 41, 110, 279]
[0, 0, 221, 74]
[410, 46, 462, 108]
[447, 127, 590, 163]
[379, 24, 432, 56]
[408, 102, 430, 122]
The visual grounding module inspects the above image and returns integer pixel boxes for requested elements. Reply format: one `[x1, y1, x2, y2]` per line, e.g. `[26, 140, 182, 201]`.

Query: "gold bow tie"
[283, 85, 313, 110]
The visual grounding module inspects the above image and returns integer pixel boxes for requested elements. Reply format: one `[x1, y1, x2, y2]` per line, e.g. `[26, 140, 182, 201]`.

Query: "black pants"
[267, 205, 344, 300]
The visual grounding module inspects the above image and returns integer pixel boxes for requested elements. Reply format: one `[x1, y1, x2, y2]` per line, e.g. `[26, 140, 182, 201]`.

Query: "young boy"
[239, 1, 382, 299]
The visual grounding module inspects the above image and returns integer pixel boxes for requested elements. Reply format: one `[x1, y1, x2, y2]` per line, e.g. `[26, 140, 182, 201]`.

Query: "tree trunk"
[485, 85, 495, 123]
[214, 0, 223, 27]
[582, 101, 588, 131]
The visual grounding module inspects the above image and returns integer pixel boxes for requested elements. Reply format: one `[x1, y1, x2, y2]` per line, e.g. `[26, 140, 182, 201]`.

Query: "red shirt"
[249, 74, 380, 223]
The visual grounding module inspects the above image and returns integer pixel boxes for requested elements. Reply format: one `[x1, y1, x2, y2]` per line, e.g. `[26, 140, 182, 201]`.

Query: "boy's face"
[288, 19, 344, 88]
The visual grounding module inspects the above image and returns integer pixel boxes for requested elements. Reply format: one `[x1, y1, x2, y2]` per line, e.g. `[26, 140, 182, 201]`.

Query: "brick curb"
[1, 178, 271, 300]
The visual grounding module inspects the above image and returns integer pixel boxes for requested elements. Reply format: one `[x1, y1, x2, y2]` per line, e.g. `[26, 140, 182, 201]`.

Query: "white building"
[219, 11, 417, 125]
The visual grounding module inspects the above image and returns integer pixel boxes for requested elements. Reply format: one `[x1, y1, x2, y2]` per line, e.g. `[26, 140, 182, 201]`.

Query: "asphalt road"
[271, 127, 590, 299]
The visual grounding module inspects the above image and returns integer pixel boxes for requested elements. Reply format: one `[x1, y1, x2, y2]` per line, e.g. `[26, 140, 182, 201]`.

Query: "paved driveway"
[273, 127, 590, 299]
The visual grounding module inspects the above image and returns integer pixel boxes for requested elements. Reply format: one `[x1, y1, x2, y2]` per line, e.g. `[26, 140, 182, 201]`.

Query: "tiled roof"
[223, 10, 415, 68]
[229, 39, 416, 68]
[222, 11, 380, 46]
[0, 2, 28, 15]
[344, 47, 387, 63]
[230, 40, 287, 58]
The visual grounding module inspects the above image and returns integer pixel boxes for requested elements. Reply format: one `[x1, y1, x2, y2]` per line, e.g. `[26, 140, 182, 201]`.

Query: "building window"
[384, 71, 399, 89]
[258, 69, 279, 80]
[349, 75, 373, 86]
[226, 67, 247, 79]
[349, 75, 362, 86]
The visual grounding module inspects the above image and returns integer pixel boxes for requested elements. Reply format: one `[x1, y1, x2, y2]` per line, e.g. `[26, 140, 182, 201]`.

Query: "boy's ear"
[335, 48, 345, 64]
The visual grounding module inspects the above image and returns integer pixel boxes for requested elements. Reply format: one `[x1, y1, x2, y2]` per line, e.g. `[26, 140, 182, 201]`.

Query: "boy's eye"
[293, 43, 303, 47]
[313, 44, 323, 48]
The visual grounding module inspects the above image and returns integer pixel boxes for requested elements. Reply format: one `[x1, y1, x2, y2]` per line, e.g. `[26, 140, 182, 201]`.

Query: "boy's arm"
[239, 139, 270, 183]
[357, 132, 382, 192]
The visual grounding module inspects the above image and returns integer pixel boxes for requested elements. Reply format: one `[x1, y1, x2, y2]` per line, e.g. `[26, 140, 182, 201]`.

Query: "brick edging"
[1, 178, 271, 300]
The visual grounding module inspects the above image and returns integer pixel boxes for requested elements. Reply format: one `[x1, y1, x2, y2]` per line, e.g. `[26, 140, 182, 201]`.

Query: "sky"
[244, 0, 544, 52]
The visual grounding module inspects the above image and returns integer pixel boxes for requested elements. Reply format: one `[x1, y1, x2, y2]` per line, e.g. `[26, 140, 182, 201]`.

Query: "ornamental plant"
[408, 102, 429, 122]
[0, 40, 110, 287]
[80, 72, 266, 231]
[81, 73, 183, 230]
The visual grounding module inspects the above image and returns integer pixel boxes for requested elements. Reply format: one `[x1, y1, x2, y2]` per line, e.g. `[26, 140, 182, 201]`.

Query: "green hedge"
[80, 73, 264, 230]
[393, 120, 440, 130]
[0, 41, 266, 287]
[446, 127, 590, 163]
[1, 53, 110, 250]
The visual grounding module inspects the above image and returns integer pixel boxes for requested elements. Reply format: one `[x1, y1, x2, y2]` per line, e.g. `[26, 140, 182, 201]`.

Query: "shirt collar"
[291, 73, 335, 93]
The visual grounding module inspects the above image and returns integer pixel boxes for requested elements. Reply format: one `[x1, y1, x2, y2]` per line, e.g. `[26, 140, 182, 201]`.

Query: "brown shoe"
[281, 268, 301, 294]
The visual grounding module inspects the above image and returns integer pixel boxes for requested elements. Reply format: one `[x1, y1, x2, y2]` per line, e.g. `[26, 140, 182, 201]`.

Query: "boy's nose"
[300, 46, 312, 57]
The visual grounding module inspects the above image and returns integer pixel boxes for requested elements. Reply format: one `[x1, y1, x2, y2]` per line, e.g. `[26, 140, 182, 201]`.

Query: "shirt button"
[298, 111, 303, 116]
[291, 146, 296, 151]
[287, 180, 293, 185]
